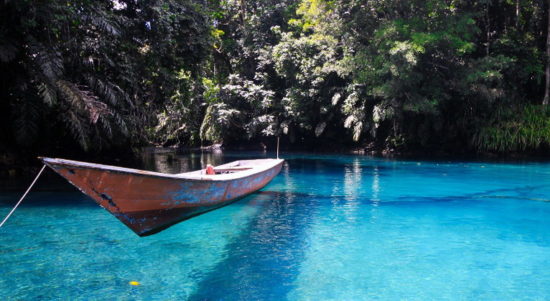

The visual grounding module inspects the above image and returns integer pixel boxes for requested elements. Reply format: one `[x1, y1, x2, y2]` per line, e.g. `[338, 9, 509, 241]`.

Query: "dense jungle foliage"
[2, 0, 550, 161]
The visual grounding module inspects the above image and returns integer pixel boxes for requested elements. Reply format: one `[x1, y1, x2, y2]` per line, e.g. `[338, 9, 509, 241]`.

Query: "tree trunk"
[239, 0, 246, 27]
[516, 0, 520, 28]
[485, 4, 490, 55]
[543, 1, 550, 105]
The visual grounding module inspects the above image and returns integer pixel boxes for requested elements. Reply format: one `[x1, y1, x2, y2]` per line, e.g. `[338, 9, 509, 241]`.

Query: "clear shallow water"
[1, 152, 550, 300]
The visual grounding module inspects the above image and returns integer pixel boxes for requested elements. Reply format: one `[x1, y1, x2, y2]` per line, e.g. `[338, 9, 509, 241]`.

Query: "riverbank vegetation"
[2, 0, 550, 163]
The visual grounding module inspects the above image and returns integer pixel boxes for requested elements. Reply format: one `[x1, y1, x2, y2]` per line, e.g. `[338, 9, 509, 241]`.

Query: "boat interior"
[180, 159, 275, 176]
[41, 157, 282, 180]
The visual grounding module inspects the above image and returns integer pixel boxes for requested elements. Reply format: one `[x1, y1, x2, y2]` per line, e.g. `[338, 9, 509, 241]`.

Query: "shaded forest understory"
[2, 0, 550, 173]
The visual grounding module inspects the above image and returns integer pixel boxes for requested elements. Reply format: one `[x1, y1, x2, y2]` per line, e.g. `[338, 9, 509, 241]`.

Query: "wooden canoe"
[40, 157, 284, 236]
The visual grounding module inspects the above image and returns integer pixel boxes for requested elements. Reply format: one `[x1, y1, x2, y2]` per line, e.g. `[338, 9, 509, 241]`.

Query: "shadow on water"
[185, 189, 524, 300]
[201, 158, 550, 297]
[187, 191, 318, 300]
[392, 184, 550, 204]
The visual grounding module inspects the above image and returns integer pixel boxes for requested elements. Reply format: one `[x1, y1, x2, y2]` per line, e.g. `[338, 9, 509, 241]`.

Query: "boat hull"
[41, 158, 284, 236]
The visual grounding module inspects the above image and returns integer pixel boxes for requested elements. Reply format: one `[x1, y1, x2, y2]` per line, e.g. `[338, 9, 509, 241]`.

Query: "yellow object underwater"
[129, 281, 140, 286]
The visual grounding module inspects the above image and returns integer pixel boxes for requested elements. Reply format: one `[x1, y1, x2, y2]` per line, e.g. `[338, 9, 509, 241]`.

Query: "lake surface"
[1, 151, 550, 300]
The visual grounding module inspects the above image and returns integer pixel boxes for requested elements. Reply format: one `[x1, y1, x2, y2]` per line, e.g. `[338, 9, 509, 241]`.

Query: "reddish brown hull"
[41, 158, 284, 236]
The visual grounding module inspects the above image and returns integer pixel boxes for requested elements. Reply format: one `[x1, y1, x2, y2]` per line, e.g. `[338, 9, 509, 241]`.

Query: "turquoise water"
[1, 152, 550, 300]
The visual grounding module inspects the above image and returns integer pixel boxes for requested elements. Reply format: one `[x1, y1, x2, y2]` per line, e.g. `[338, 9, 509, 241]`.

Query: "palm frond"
[84, 10, 120, 36]
[29, 42, 63, 81]
[85, 76, 133, 108]
[66, 110, 90, 151]
[98, 114, 113, 139]
[85, 77, 117, 106]
[0, 41, 17, 62]
[37, 82, 57, 106]
[13, 97, 40, 146]
[56, 80, 112, 123]
[113, 112, 129, 137]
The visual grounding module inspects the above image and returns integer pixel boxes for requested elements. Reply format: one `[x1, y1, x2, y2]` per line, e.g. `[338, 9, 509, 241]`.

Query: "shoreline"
[2, 143, 550, 181]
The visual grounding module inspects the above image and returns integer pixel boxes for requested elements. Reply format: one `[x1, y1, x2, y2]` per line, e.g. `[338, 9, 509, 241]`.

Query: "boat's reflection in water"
[140, 148, 227, 174]
[139, 147, 277, 175]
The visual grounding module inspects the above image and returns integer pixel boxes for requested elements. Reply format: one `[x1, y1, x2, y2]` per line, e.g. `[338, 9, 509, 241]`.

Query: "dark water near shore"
[1, 150, 550, 299]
